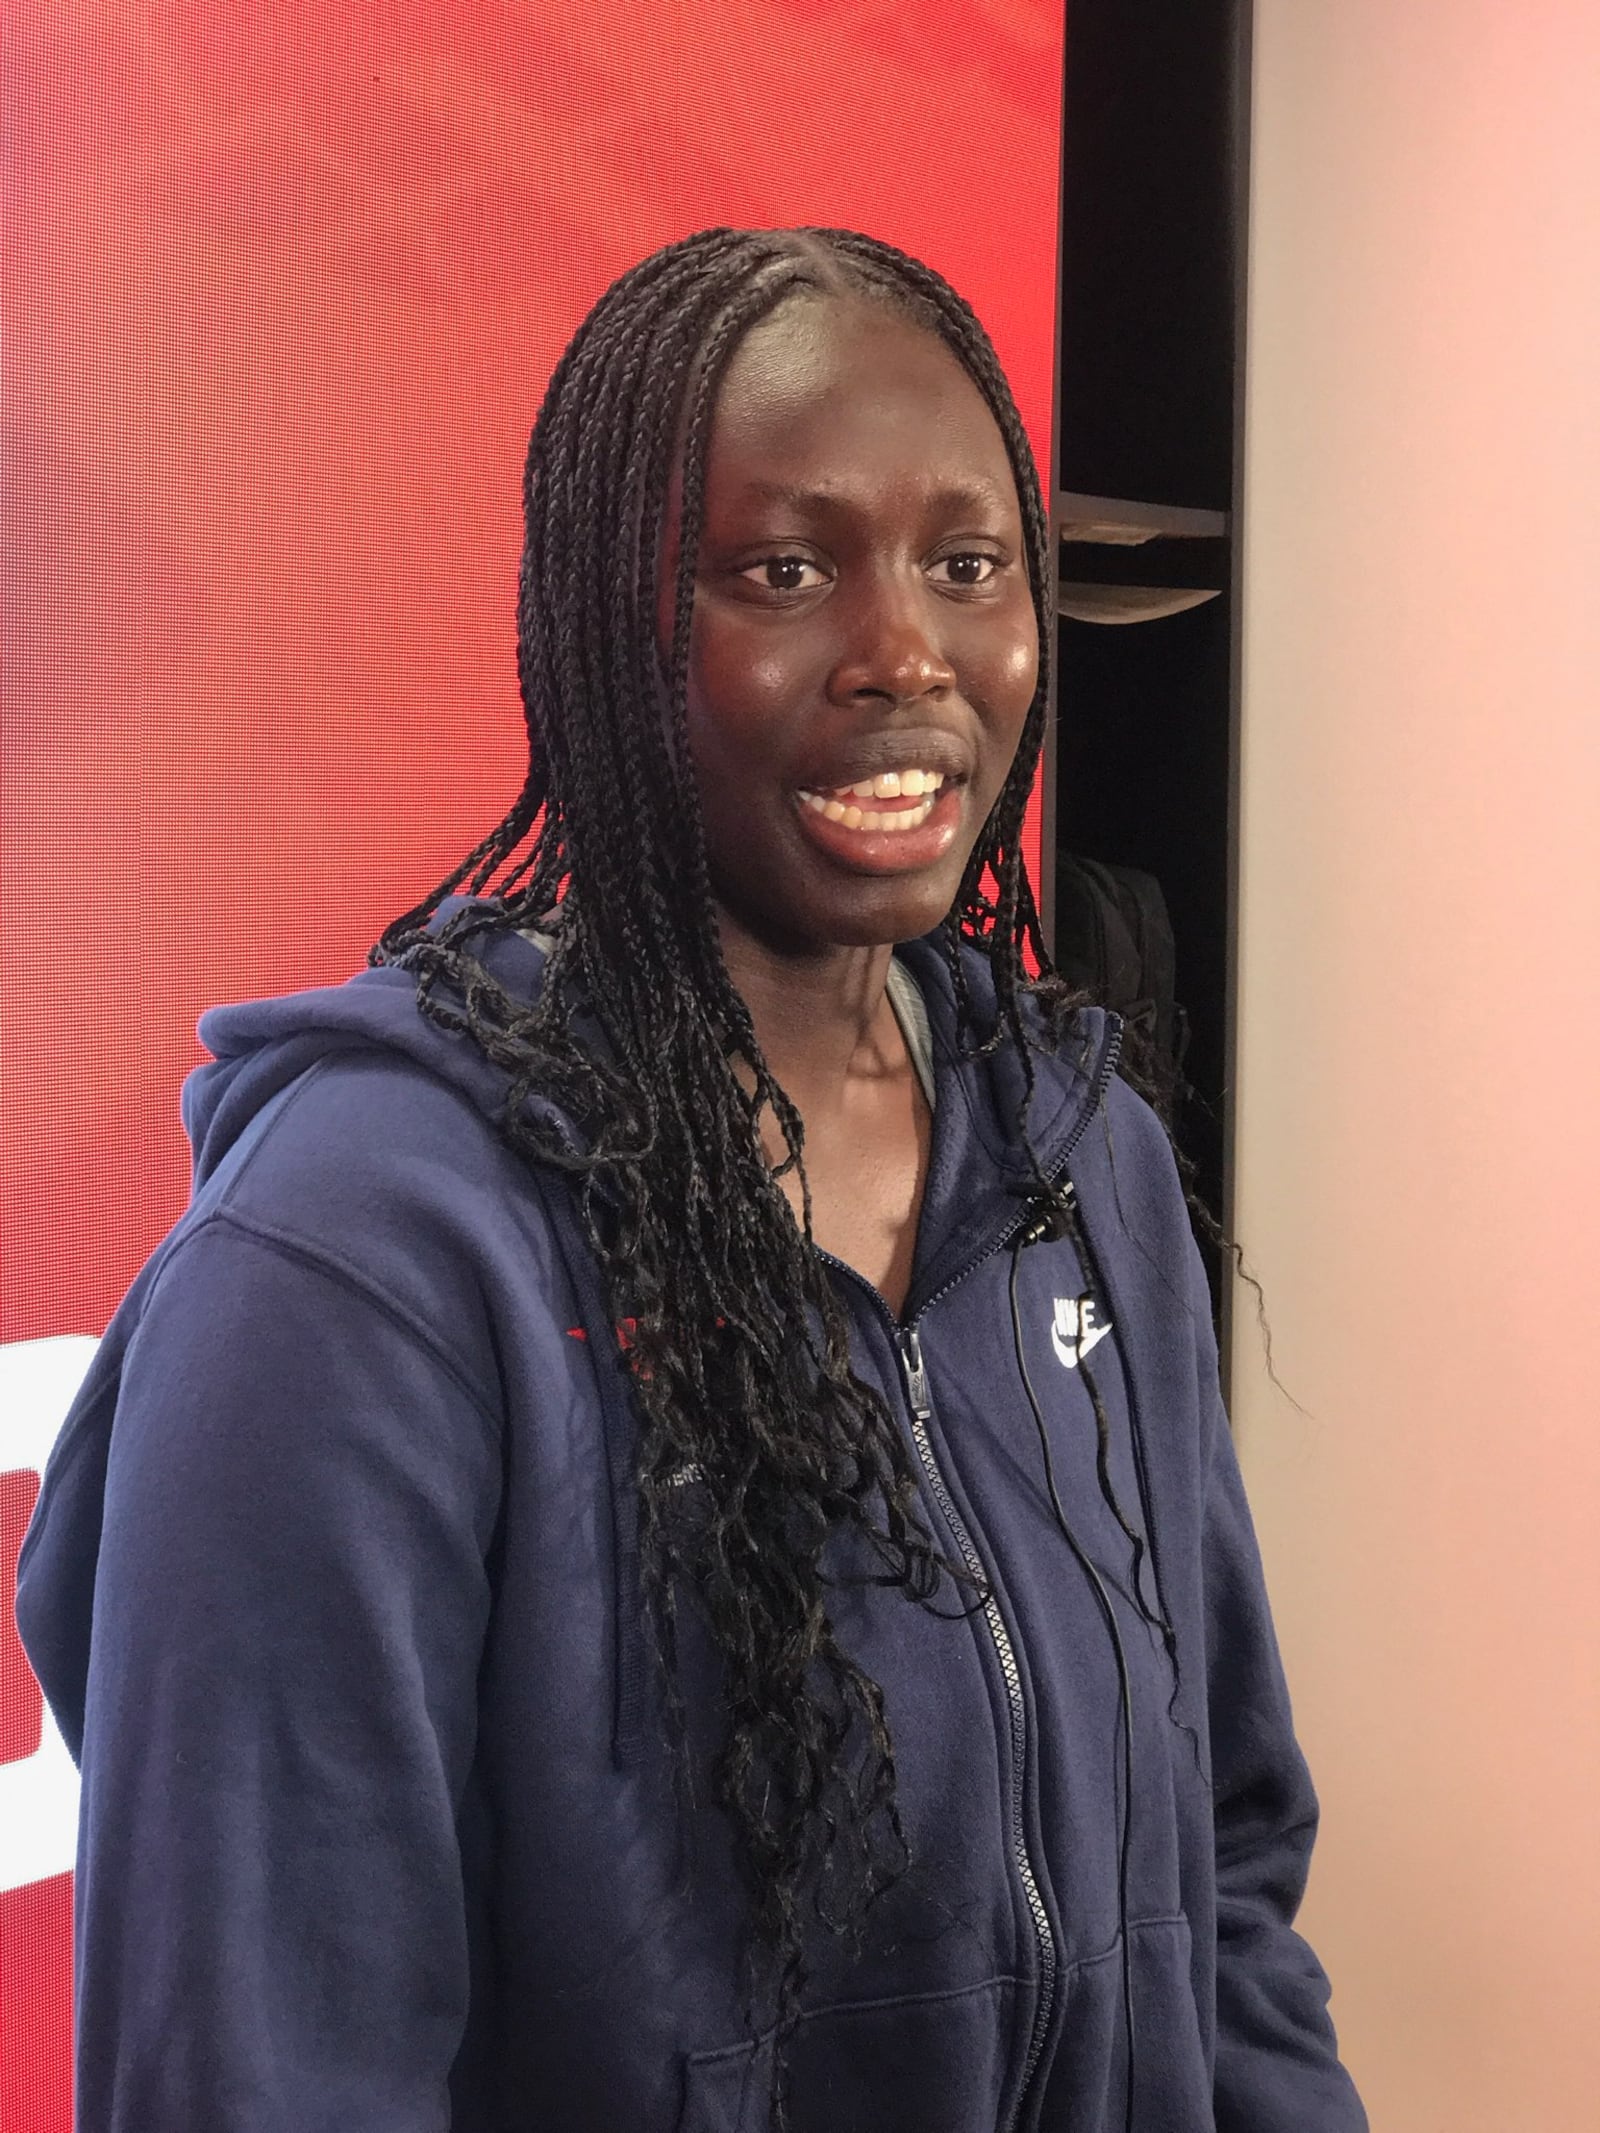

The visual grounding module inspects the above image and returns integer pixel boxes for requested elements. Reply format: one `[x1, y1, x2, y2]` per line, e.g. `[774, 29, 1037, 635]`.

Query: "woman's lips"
[798, 766, 946, 831]
[791, 777, 964, 875]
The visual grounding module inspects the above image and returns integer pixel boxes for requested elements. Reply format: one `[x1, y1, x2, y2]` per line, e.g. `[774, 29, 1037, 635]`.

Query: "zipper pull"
[900, 1325, 932, 1420]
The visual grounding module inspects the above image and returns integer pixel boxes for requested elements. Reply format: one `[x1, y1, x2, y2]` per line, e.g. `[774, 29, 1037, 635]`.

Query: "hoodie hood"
[183, 900, 1113, 1200]
[183, 909, 561, 1191]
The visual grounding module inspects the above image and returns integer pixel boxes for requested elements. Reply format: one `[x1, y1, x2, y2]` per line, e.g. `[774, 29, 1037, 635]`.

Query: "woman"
[18, 228, 1365, 2131]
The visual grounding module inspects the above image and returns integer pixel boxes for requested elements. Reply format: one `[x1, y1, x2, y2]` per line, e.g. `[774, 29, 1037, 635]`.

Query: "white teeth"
[835, 769, 945, 801]
[855, 799, 937, 832]
[797, 787, 940, 833]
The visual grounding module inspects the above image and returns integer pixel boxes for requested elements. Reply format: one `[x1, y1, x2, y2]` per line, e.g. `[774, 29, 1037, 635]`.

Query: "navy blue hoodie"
[17, 919, 1365, 2132]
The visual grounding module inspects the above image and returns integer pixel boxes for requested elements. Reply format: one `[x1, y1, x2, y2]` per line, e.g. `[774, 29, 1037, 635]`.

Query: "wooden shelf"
[1055, 495, 1229, 623]
[1058, 584, 1222, 624]
[1055, 491, 1230, 544]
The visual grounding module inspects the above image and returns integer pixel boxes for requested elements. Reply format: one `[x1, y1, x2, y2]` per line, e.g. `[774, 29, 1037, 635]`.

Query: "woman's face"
[667, 294, 1039, 956]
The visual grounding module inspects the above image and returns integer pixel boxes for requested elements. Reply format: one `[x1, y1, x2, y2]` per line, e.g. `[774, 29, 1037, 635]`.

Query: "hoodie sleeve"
[63, 1212, 502, 2132]
[1198, 1350, 1368, 2130]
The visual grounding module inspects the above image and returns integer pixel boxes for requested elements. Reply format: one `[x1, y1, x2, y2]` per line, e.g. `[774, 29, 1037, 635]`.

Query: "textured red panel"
[0, 1473, 44, 1768]
[2, 3, 1064, 2121]
[0, 1873, 74, 2132]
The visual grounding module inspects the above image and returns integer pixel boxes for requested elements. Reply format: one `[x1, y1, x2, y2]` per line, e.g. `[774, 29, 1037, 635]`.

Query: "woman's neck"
[713, 912, 903, 1107]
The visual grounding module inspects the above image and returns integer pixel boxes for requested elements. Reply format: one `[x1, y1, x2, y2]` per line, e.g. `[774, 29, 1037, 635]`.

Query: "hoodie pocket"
[674, 1975, 1021, 2133]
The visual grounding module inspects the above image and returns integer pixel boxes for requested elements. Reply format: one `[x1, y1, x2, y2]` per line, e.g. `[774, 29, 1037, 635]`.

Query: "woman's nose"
[826, 576, 958, 707]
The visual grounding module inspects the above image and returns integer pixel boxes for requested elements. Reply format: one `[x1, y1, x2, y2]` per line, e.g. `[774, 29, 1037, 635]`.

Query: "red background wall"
[1, 4, 1064, 2122]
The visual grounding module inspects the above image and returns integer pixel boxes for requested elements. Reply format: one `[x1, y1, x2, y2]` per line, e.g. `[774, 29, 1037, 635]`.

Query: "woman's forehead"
[705, 294, 1014, 501]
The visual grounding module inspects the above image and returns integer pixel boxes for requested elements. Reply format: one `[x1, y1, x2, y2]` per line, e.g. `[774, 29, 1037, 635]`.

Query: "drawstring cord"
[1008, 1218, 1138, 2133]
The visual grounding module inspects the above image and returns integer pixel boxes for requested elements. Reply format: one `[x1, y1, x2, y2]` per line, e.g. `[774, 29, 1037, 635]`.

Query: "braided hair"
[374, 226, 1079, 2072]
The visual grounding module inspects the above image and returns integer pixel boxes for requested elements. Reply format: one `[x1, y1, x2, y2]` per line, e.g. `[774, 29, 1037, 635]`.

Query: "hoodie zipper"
[814, 1016, 1122, 2132]
[898, 1317, 1057, 2133]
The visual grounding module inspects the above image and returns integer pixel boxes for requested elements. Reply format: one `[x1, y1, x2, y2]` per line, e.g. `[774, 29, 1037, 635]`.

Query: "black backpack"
[1053, 854, 1191, 1122]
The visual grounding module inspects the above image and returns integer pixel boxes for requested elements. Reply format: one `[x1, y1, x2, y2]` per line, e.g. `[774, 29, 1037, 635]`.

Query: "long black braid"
[373, 227, 1087, 2093]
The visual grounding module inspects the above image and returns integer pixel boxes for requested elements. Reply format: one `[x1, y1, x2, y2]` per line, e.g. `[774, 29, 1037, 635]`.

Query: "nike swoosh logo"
[1051, 1296, 1111, 1369]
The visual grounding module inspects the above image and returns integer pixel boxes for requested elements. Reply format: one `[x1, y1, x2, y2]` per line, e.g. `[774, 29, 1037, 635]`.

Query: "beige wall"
[1233, 3, 1600, 2127]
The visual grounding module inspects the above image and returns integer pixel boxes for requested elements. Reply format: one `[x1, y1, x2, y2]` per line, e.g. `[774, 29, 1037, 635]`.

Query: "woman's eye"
[931, 552, 1000, 587]
[740, 555, 828, 592]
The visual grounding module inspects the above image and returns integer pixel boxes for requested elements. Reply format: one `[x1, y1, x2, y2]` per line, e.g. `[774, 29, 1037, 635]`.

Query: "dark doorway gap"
[1045, 0, 1253, 1378]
